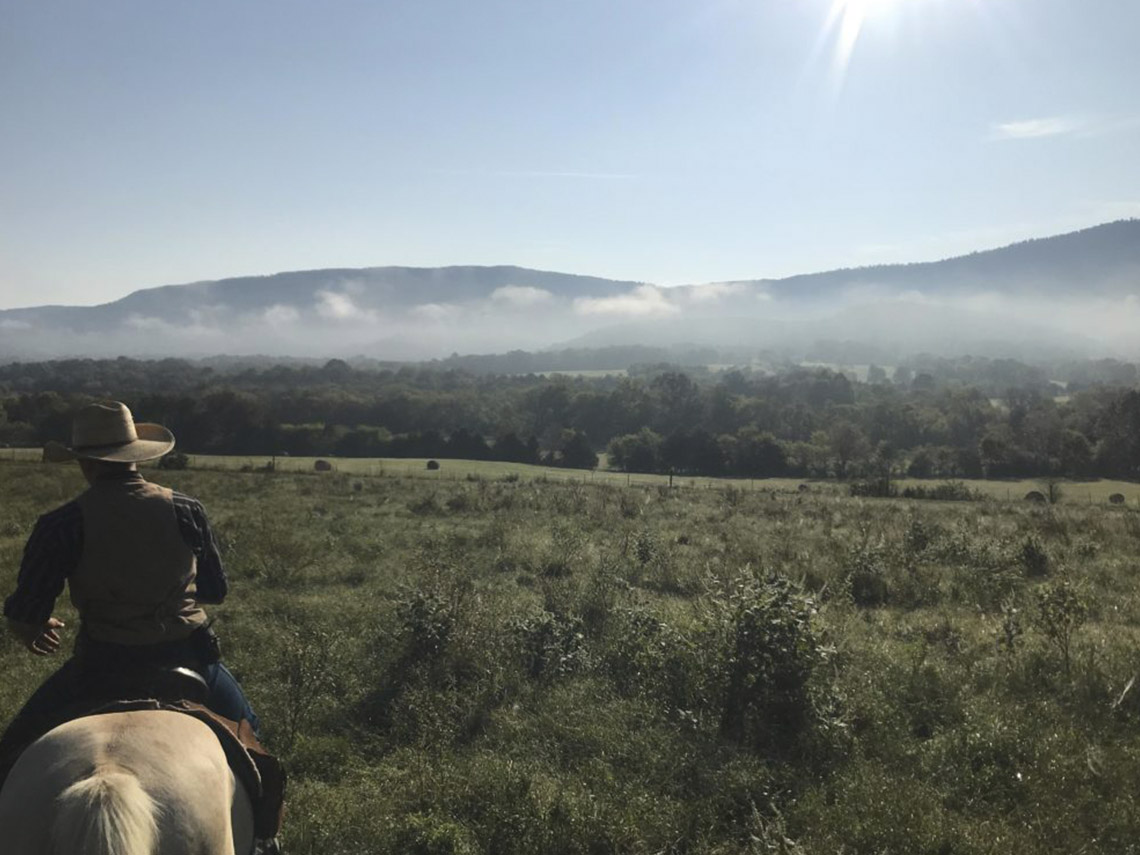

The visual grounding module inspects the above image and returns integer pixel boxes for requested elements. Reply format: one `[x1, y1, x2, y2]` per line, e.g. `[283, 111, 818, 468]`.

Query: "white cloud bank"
[574, 285, 680, 318]
[124, 312, 223, 339]
[315, 290, 376, 322]
[490, 285, 554, 306]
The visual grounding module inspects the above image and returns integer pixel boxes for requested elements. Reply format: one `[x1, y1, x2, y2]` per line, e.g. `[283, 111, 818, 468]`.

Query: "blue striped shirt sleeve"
[3, 501, 83, 625]
[172, 492, 228, 605]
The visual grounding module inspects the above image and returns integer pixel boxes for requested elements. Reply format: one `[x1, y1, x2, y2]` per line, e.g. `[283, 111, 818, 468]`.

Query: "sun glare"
[825, 0, 926, 80]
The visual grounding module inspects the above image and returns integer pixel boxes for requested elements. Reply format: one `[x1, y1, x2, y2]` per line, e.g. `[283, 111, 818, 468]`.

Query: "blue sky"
[1, 0, 1138, 309]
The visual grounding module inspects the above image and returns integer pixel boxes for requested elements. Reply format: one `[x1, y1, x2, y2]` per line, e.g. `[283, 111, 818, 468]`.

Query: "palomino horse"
[0, 710, 254, 855]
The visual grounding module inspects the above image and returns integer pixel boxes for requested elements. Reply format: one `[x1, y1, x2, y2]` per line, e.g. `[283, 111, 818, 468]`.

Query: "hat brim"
[44, 423, 176, 464]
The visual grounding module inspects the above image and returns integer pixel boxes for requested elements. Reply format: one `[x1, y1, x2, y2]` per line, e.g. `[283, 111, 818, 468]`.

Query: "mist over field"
[1, 221, 1138, 363]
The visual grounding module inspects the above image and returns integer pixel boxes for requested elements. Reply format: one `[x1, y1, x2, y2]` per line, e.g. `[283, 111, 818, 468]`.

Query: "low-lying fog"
[1, 278, 1137, 363]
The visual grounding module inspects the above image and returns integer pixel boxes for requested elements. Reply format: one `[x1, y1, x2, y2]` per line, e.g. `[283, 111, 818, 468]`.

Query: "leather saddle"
[85, 664, 211, 706]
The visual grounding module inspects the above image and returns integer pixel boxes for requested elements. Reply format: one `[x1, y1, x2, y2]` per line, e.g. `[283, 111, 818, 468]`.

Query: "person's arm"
[174, 494, 229, 604]
[3, 501, 82, 655]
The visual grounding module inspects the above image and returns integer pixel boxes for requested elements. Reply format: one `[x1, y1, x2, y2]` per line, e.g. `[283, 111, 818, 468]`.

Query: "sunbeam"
[822, 0, 936, 83]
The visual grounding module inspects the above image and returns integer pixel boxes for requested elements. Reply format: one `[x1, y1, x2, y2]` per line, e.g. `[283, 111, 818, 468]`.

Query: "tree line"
[1, 356, 1138, 480]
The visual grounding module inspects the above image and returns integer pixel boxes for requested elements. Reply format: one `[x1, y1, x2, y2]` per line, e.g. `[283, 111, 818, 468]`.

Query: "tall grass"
[1, 460, 1139, 853]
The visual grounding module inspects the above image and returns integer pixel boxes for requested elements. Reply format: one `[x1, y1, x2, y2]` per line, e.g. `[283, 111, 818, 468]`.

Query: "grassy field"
[8, 448, 1140, 504]
[3, 458, 1140, 853]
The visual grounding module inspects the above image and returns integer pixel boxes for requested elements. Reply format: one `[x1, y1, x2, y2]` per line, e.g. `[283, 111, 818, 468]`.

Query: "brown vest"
[69, 475, 207, 645]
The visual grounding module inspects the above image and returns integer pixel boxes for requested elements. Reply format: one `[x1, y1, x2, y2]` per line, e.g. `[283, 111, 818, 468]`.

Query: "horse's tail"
[50, 770, 158, 855]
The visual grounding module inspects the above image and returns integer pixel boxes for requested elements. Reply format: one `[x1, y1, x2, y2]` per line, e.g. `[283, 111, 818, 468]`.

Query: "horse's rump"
[0, 710, 253, 855]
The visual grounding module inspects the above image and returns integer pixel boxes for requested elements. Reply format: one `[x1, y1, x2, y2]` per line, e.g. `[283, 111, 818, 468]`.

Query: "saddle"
[0, 665, 284, 839]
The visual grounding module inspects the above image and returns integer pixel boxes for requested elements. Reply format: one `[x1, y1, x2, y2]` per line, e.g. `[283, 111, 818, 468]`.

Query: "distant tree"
[492, 432, 532, 464]
[607, 428, 662, 473]
[1059, 429, 1093, 477]
[447, 427, 491, 460]
[906, 446, 935, 479]
[911, 372, 937, 393]
[558, 429, 598, 470]
[979, 425, 1035, 478]
[866, 364, 888, 384]
[529, 382, 572, 437]
[687, 429, 725, 475]
[732, 427, 787, 477]
[526, 435, 541, 465]
[650, 372, 702, 431]
[321, 359, 352, 381]
[1092, 390, 1140, 479]
[828, 421, 869, 479]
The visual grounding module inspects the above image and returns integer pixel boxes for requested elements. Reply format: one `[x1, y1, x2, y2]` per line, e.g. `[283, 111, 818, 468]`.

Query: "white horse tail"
[50, 770, 158, 855]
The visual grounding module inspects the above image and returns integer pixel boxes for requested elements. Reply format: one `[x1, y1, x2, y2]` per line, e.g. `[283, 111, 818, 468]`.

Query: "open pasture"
[7, 448, 1140, 505]
[2, 460, 1140, 853]
[192, 452, 1140, 505]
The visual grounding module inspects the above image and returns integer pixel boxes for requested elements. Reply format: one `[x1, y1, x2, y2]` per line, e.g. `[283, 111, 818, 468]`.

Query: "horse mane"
[50, 770, 158, 855]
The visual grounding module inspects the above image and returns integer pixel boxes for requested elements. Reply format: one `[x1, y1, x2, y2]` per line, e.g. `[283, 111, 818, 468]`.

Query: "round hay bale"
[314, 459, 333, 472]
[1109, 493, 1126, 505]
[1024, 490, 1047, 504]
[426, 459, 440, 471]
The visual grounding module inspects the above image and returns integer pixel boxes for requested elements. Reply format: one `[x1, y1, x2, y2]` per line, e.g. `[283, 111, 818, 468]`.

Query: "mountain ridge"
[1, 220, 1137, 360]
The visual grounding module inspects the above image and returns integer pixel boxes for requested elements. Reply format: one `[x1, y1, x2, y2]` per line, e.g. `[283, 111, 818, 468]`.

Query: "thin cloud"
[990, 116, 1082, 141]
[682, 282, 748, 304]
[123, 313, 221, 338]
[263, 304, 300, 326]
[410, 302, 463, 322]
[490, 285, 554, 306]
[574, 285, 680, 318]
[426, 167, 638, 180]
[502, 170, 639, 180]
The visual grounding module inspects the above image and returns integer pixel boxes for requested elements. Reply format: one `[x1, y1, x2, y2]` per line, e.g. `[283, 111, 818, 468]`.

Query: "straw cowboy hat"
[43, 401, 175, 463]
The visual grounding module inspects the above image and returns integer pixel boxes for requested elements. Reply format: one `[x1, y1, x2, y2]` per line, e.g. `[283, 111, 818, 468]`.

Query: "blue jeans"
[204, 661, 260, 734]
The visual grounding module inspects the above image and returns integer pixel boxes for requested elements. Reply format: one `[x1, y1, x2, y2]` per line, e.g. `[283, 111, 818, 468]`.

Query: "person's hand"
[8, 617, 66, 655]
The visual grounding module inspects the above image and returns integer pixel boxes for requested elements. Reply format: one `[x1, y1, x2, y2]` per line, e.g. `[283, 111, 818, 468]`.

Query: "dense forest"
[1, 355, 1138, 481]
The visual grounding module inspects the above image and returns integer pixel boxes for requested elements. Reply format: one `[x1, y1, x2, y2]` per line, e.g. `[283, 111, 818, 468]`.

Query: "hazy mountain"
[760, 219, 1140, 301]
[1, 220, 1137, 361]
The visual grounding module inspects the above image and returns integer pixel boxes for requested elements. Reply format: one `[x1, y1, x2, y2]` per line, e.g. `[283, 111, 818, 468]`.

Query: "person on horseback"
[0, 401, 283, 851]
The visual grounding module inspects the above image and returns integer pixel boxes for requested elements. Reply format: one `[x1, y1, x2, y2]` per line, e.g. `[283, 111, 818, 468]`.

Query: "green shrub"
[845, 542, 891, 607]
[390, 813, 479, 855]
[849, 479, 897, 498]
[1034, 579, 1088, 677]
[901, 480, 983, 501]
[715, 572, 832, 756]
[511, 609, 590, 682]
[1019, 535, 1051, 577]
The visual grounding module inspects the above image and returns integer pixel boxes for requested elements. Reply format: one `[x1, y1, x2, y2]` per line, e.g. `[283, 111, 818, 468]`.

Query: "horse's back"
[0, 710, 252, 855]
